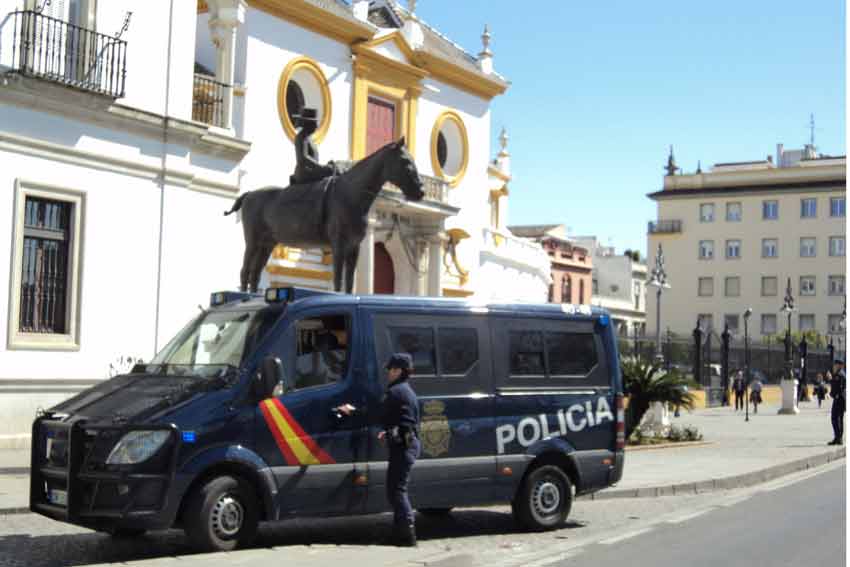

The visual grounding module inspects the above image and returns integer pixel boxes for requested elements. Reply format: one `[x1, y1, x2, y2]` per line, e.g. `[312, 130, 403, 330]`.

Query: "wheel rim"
[532, 479, 562, 517]
[210, 494, 244, 538]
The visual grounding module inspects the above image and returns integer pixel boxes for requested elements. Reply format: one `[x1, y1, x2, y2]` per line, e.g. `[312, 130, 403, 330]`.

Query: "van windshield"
[144, 307, 280, 378]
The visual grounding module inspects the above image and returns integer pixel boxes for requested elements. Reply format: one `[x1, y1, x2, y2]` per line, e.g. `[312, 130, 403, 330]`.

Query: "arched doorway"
[373, 242, 395, 294]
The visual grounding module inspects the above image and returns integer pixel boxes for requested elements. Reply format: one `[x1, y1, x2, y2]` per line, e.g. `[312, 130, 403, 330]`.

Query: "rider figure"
[290, 107, 339, 186]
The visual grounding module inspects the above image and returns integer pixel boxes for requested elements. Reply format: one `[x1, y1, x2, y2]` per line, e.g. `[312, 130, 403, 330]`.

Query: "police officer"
[828, 358, 845, 445]
[380, 353, 420, 546]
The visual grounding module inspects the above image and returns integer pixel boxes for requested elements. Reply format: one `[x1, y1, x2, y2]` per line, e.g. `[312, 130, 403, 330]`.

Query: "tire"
[418, 507, 453, 517]
[513, 464, 572, 531]
[107, 527, 146, 538]
[183, 475, 259, 552]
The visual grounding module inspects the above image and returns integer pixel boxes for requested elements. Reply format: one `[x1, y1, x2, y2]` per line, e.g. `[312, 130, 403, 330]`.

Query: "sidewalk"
[0, 401, 844, 514]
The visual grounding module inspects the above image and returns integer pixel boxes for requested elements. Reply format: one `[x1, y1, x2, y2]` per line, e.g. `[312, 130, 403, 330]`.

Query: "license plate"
[48, 489, 67, 507]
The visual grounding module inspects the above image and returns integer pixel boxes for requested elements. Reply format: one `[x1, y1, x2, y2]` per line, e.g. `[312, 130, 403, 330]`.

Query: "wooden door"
[373, 243, 394, 294]
[366, 97, 396, 157]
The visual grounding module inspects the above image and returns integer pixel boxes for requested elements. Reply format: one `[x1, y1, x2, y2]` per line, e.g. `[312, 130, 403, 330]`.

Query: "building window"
[561, 275, 572, 303]
[761, 276, 778, 296]
[762, 200, 779, 220]
[548, 283, 554, 303]
[579, 279, 585, 304]
[829, 236, 845, 257]
[828, 275, 845, 296]
[828, 314, 844, 333]
[10, 182, 84, 350]
[633, 281, 640, 309]
[798, 314, 815, 332]
[699, 240, 714, 260]
[830, 197, 845, 217]
[277, 56, 332, 144]
[698, 277, 714, 297]
[800, 198, 817, 218]
[726, 202, 742, 222]
[725, 276, 741, 297]
[761, 238, 778, 258]
[725, 239, 741, 259]
[699, 203, 715, 222]
[698, 314, 713, 331]
[761, 314, 777, 335]
[592, 278, 599, 294]
[431, 110, 469, 187]
[724, 314, 740, 334]
[800, 237, 817, 257]
[800, 276, 816, 296]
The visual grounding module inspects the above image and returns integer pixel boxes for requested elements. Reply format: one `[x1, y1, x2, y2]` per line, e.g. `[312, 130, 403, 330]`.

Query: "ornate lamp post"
[647, 243, 670, 363]
[743, 308, 752, 421]
[778, 278, 799, 414]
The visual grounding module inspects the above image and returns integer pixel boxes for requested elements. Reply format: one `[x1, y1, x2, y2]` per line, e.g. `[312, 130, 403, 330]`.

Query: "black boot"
[396, 522, 417, 547]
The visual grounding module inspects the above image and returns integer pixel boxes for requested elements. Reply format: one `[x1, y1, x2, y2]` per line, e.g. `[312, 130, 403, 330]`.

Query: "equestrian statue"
[224, 107, 425, 294]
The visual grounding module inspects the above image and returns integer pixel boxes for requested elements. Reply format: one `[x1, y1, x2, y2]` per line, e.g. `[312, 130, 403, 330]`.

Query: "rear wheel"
[513, 464, 572, 531]
[418, 507, 453, 517]
[184, 475, 259, 552]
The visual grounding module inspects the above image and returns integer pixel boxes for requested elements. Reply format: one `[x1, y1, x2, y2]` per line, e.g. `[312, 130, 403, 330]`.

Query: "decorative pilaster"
[355, 216, 376, 294]
[207, 0, 245, 130]
[427, 234, 445, 297]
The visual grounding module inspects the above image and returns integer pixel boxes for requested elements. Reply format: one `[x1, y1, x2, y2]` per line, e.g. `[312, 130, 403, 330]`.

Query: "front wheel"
[184, 475, 259, 552]
[513, 465, 572, 531]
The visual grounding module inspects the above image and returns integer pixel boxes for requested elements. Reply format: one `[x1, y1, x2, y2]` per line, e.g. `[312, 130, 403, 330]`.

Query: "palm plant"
[620, 357, 698, 437]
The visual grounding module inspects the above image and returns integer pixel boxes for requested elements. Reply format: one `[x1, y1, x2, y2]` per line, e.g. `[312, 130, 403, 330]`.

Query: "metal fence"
[8, 10, 128, 98]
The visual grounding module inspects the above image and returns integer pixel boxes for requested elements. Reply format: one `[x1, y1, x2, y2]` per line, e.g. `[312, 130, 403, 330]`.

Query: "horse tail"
[223, 193, 247, 216]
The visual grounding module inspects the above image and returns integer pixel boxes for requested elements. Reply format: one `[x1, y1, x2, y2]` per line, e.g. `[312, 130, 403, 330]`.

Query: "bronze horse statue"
[224, 138, 424, 293]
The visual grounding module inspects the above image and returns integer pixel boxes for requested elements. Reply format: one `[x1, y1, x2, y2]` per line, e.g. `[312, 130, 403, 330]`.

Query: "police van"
[30, 287, 624, 551]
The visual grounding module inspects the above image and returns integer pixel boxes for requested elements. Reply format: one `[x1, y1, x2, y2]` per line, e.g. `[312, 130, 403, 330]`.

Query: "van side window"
[293, 314, 350, 390]
[439, 328, 478, 375]
[509, 331, 545, 375]
[389, 327, 436, 375]
[547, 332, 597, 375]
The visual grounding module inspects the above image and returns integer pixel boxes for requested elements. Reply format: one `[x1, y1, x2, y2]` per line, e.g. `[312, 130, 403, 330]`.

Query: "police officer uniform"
[381, 353, 420, 546]
[828, 359, 845, 445]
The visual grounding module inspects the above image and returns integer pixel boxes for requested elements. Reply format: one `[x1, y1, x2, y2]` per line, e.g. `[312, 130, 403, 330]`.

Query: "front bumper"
[30, 417, 182, 531]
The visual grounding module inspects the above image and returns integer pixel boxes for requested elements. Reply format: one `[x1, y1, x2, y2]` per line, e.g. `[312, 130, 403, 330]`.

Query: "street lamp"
[778, 277, 799, 415]
[743, 308, 752, 422]
[647, 242, 670, 363]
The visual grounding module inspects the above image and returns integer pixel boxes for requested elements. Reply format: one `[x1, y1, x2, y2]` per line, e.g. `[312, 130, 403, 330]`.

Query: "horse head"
[384, 137, 425, 202]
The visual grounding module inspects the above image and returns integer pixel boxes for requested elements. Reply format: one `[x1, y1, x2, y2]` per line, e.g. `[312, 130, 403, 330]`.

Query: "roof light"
[265, 287, 293, 303]
[599, 314, 610, 327]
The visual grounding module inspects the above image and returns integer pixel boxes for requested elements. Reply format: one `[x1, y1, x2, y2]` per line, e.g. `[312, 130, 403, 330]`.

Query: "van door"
[368, 312, 497, 511]
[253, 307, 369, 516]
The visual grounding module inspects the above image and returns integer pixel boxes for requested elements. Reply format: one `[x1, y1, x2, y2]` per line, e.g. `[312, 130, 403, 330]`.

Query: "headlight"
[106, 430, 170, 465]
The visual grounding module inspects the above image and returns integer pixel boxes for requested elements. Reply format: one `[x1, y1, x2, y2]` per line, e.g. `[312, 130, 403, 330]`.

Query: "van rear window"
[389, 327, 436, 375]
[439, 328, 478, 375]
[509, 331, 544, 375]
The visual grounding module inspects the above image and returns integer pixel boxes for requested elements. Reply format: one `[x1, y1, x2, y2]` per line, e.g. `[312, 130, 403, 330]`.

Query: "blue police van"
[30, 287, 624, 551]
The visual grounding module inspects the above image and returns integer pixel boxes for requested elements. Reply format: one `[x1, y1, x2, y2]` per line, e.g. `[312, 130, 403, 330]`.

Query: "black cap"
[835, 358, 844, 365]
[385, 353, 413, 371]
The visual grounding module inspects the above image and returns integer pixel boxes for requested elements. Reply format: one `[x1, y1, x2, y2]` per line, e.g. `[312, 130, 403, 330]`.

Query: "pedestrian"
[828, 359, 845, 445]
[733, 371, 745, 411]
[815, 373, 827, 409]
[750, 376, 763, 414]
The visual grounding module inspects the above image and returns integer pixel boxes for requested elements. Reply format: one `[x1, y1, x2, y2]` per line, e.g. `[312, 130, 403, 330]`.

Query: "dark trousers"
[831, 399, 845, 442]
[734, 391, 744, 410]
[387, 438, 419, 527]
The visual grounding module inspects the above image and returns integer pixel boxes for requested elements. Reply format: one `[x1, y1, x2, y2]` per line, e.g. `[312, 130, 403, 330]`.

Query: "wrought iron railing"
[192, 73, 230, 128]
[6, 10, 128, 98]
[647, 219, 683, 234]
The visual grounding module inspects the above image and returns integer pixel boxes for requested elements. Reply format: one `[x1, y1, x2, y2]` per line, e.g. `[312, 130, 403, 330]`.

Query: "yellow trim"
[248, 0, 374, 44]
[488, 164, 511, 182]
[266, 265, 333, 281]
[416, 51, 508, 100]
[490, 186, 509, 199]
[262, 400, 321, 465]
[321, 249, 333, 265]
[430, 110, 469, 187]
[198, 0, 208, 14]
[443, 288, 474, 298]
[446, 228, 471, 241]
[278, 56, 332, 145]
[361, 32, 418, 64]
[350, 46, 424, 160]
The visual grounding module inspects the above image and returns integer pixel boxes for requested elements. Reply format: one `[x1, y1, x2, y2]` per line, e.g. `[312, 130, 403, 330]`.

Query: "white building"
[646, 144, 846, 342]
[0, 0, 549, 445]
[573, 237, 647, 336]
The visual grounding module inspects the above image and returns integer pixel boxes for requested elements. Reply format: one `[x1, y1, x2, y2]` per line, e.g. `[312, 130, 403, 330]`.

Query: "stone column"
[208, 1, 245, 130]
[427, 234, 445, 297]
[355, 216, 376, 295]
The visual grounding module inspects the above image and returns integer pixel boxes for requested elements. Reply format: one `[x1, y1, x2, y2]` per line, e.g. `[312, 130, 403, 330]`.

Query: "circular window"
[277, 57, 332, 144]
[430, 111, 469, 187]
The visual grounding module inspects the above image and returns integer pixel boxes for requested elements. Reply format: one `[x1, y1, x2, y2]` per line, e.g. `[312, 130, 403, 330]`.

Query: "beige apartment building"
[646, 145, 846, 342]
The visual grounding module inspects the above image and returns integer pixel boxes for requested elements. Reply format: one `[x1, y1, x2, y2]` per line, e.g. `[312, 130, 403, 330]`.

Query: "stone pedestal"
[644, 401, 671, 427]
[778, 378, 800, 415]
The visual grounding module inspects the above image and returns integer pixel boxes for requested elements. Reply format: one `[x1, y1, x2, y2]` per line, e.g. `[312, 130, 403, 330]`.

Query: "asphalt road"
[554, 463, 846, 567]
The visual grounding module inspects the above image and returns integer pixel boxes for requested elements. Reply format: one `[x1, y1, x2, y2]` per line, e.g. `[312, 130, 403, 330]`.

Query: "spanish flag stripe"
[263, 400, 321, 465]
[259, 400, 299, 466]
[271, 399, 336, 465]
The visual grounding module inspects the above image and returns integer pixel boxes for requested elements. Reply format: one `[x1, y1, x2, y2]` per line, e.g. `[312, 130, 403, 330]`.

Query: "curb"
[582, 447, 846, 500]
[0, 467, 29, 475]
[625, 441, 714, 452]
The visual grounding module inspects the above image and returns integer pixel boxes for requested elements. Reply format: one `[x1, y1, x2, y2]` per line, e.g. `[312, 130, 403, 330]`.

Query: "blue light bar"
[598, 314, 610, 327]
[265, 287, 293, 303]
[209, 291, 254, 307]
[182, 431, 196, 443]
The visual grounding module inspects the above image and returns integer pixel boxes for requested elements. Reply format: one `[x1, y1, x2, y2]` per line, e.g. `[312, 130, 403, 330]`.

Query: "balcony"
[647, 219, 683, 234]
[5, 10, 127, 98]
[336, 161, 449, 206]
[192, 73, 230, 128]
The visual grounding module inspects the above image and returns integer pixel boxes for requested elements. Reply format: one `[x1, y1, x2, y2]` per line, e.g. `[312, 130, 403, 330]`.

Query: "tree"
[765, 329, 826, 349]
[620, 357, 697, 437]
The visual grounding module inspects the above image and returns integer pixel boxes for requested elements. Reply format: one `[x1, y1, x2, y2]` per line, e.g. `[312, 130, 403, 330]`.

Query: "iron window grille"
[7, 10, 127, 98]
[192, 73, 231, 128]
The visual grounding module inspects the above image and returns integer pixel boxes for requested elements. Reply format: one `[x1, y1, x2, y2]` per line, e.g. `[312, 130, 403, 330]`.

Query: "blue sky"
[412, 0, 846, 254]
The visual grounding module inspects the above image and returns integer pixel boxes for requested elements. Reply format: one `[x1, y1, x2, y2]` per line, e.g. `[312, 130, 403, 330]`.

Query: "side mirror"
[254, 356, 283, 400]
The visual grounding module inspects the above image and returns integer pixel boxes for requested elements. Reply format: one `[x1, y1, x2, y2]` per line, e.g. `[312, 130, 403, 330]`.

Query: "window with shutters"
[10, 182, 84, 350]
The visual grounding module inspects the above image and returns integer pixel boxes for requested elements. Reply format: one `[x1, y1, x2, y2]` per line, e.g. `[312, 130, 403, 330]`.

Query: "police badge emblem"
[420, 400, 451, 457]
